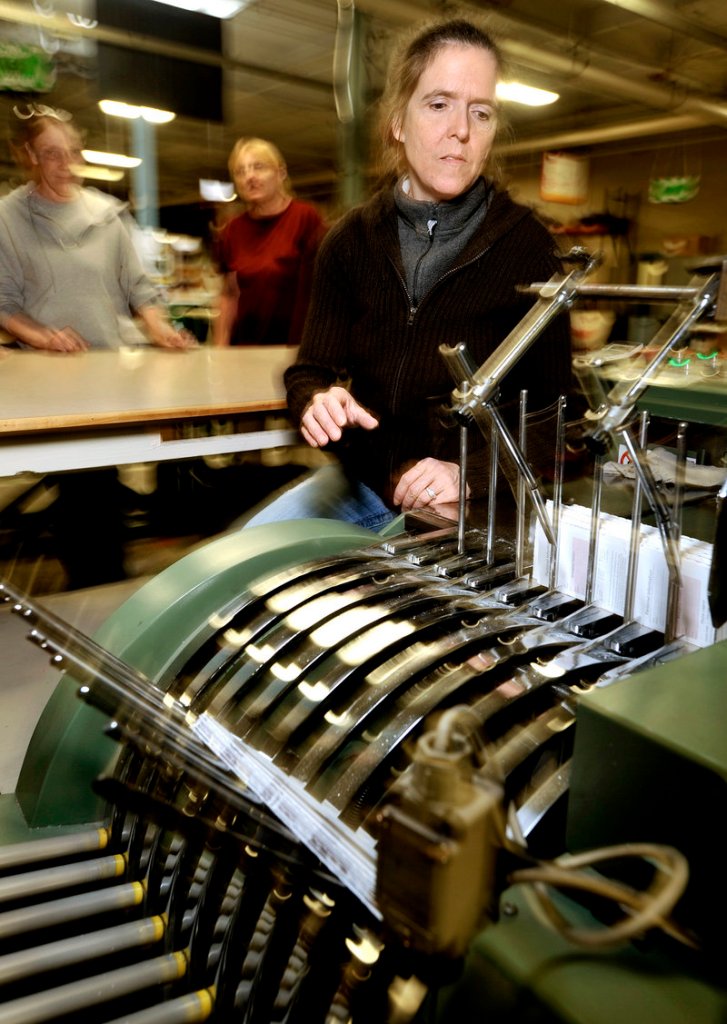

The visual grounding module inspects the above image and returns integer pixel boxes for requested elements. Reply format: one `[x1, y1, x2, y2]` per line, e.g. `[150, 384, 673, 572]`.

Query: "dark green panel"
[12, 520, 378, 829]
[567, 640, 727, 951]
[435, 886, 726, 1024]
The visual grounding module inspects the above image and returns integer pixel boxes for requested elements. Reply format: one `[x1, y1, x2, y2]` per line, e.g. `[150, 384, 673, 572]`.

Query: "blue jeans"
[241, 464, 396, 532]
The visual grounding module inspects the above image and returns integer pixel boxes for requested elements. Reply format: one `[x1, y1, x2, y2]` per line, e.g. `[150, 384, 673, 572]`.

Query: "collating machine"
[0, 250, 726, 1023]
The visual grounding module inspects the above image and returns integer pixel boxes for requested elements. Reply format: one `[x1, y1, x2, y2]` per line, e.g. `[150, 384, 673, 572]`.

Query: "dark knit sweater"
[285, 180, 572, 506]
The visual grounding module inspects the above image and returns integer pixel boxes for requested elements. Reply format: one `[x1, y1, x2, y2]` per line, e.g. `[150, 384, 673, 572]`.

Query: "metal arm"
[451, 250, 602, 415]
[438, 253, 720, 634]
[583, 271, 721, 443]
[439, 342, 555, 546]
[437, 249, 606, 549]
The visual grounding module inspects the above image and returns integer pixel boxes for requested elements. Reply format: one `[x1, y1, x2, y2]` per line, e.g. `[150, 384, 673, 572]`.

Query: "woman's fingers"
[393, 458, 461, 509]
[301, 388, 379, 447]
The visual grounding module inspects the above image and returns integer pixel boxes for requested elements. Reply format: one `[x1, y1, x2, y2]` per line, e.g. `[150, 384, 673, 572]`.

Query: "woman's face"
[232, 144, 286, 209]
[394, 43, 498, 203]
[27, 122, 82, 202]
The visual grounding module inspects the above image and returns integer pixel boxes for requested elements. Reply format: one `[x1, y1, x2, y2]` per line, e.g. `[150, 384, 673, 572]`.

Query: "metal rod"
[549, 396, 568, 591]
[0, 581, 309, 858]
[486, 421, 499, 564]
[452, 254, 602, 410]
[484, 403, 555, 546]
[0, 883, 145, 942]
[0, 916, 166, 987]
[0, 828, 111, 874]
[617, 430, 682, 593]
[0, 586, 249, 798]
[584, 272, 720, 442]
[521, 282, 700, 302]
[457, 423, 468, 555]
[664, 422, 688, 643]
[623, 411, 650, 623]
[0, 952, 188, 1024]
[104, 990, 215, 1024]
[0, 855, 126, 907]
[584, 454, 605, 606]
[438, 342, 555, 546]
[572, 357, 610, 415]
[515, 391, 529, 578]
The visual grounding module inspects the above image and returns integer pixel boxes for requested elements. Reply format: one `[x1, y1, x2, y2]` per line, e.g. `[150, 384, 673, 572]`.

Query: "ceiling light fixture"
[71, 165, 125, 182]
[497, 82, 559, 107]
[82, 149, 142, 169]
[98, 100, 176, 124]
[145, 0, 250, 17]
[199, 179, 236, 202]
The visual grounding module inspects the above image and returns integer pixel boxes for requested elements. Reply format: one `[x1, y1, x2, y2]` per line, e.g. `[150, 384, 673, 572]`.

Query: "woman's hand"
[1, 313, 88, 352]
[150, 324, 198, 349]
[139, 305, 197, 350]
[300, 385, 379, 448]
[41, 326, 88, 352]
[393, 457, 468, 510]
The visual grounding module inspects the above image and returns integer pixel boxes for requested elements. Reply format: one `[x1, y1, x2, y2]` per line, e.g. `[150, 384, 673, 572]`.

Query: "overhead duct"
[596, 0, 727, 52]
[501, 37, 727, 127]
[499, 113, 706, 156]
[354, 0, 727, 133]
[2, 0, 727, 136]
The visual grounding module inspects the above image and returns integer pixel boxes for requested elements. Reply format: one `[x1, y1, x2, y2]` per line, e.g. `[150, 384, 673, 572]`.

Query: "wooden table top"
[0, 346, 295, 435]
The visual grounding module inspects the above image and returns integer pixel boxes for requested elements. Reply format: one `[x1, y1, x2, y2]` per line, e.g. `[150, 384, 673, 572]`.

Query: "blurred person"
[213, 137, 327, 346]
[0, 107, 193, 589]
[0, 106, 193, 351]
[244, 16, 571, 530]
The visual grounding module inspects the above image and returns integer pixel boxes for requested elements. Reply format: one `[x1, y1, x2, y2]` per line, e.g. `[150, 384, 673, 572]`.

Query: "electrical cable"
[507, 840, 695, 949]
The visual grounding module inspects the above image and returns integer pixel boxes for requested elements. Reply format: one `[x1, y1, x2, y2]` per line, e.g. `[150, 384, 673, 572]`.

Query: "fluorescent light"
[146, 0, 249, 17]
[497, 82, 559, 107]
[71, 164, 124, 182]
[199, 178, 236, 202]
[139, 107, 176, 124]
[98, 100, 176, 124]
[99, 100, 141, 119]
[82, 149, 142, 169]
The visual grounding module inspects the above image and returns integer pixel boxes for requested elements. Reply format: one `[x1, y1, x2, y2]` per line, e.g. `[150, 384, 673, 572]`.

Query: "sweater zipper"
[385, 253, 416, 324]
[412, 244, 492, 323]
[388, 242, 493, 417]
[381, 240, 490, 492]
[394, 243, 493, 327]
[410, 219, 437, 309]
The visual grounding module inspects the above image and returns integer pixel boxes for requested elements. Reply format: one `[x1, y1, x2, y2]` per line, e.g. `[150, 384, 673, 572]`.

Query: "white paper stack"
[533, 502, 718, 647]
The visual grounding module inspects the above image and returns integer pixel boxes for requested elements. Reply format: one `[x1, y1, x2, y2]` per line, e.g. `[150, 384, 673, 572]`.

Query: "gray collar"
[395, 177, 491, 238]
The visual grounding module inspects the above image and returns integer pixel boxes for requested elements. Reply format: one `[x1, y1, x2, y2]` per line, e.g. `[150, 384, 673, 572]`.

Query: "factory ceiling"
[1, 0, 727, 215]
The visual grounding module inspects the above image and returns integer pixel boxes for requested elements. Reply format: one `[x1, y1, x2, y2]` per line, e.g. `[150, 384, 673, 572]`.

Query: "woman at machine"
[246, 16, 572, 530]
[213, 136, 327, 346]
[0, 108, 193, 351]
